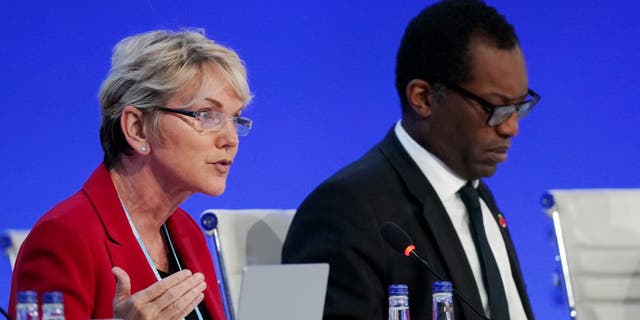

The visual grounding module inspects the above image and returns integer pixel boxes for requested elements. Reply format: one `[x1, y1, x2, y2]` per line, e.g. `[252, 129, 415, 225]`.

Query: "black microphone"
[380, 221, 490, 320]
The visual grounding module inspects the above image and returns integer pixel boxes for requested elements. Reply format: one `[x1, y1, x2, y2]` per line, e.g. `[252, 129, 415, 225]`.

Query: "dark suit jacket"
[282, 128, 533, 320]
[9, 164, 226, 319]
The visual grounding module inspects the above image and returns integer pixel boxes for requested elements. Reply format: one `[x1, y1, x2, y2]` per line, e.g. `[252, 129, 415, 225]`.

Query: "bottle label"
[42, 304, 65, 320]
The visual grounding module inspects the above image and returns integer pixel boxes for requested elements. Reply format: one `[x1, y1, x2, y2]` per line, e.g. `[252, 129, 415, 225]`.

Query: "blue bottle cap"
[432, 281, 452, 293]
[389, 284, 409, 296]
[43, 291, 64, 304]
[17, 290, 37, 303]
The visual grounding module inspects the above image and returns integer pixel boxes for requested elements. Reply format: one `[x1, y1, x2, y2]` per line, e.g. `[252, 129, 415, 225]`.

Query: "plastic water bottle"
[42, 291, 65, 320]
[432, 281, 455, 320]
[388, 283, 410, 320]
[15, 290, 39, 320]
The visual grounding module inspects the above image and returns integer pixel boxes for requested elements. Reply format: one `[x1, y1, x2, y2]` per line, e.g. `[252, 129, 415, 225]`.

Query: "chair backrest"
[201, 209, 296, 314]
[542, 189, 640, 320]
[1, 229, 30, 270]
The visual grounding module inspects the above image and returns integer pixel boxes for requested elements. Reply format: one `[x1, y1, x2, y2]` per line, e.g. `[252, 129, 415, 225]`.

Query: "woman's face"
[147, 72, 245, 198]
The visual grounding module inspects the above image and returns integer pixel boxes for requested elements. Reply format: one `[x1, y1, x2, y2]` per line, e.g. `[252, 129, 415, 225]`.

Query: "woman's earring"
[140, 146, 147, 153]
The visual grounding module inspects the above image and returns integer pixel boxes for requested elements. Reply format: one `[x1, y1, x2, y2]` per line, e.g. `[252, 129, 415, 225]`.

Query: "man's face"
[428, 38, 529, 180]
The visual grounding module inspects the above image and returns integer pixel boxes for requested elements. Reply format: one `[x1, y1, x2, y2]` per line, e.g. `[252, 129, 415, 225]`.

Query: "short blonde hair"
[98, 29, 252, 169]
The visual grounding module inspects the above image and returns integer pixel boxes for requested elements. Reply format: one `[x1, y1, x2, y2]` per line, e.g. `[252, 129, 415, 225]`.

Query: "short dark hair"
[395, 0, 519, 111]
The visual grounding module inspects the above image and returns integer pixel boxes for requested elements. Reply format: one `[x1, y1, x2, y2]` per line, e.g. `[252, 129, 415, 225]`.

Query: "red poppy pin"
[498, 214, 507, 229]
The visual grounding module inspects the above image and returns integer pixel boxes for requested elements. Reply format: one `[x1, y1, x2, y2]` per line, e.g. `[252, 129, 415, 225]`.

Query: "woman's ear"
[120, 106, 149, 154]
[405, 79, 437, 118]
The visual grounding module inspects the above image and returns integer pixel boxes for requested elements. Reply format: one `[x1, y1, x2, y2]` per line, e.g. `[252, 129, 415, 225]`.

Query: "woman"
[9, 29, 253, 319]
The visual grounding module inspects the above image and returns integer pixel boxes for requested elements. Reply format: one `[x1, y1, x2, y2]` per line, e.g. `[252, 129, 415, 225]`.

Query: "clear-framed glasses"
[154, 107, 253, 136]
[446, 83, 541, 127]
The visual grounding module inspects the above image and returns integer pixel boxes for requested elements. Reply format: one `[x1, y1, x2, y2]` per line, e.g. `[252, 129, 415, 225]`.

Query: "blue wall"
[1, 1, 639, 319]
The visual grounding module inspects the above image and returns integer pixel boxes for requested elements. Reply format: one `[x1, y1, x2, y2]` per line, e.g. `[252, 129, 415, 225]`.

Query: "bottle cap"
[43, 291, 64, 304]
[432, 281, 452, 293]
[17, 290, 37, 303]
[388, 284, 409, 296]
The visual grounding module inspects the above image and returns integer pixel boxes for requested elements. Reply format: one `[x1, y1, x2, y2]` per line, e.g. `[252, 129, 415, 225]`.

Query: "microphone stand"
[0, 306, 11, 320]
[200, 211, 235, 320]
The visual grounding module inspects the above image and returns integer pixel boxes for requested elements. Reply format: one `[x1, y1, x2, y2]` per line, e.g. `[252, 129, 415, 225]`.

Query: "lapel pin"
[498, 213, 507, 229]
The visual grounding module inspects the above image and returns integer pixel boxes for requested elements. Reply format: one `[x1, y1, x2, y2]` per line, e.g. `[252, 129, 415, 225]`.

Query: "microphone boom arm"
[408, 250, 489, 320]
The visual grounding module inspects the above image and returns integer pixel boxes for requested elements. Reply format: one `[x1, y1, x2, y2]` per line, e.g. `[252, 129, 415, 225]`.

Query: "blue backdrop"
[1, 1, 639, 318]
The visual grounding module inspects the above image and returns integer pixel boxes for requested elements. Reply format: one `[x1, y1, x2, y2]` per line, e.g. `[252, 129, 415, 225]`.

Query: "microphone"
[380, 222, 489, 320]
[200, 210, 219, 236]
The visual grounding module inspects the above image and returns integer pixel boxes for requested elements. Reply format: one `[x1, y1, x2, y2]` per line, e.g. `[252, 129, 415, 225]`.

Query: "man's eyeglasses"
[154, 107, 253, 136]
[446, 83, 540, 127]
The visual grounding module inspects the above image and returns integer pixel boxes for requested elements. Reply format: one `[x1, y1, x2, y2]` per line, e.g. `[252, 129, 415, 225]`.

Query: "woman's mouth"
[211, 159, 232, 173]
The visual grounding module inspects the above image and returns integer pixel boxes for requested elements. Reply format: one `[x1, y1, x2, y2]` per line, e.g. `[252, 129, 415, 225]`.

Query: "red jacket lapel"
[83, 164, 160, 293]
[167, 213, 227, 319]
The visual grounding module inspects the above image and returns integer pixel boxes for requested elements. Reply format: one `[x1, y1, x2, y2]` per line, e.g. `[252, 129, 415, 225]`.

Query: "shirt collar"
[394, 120, 478, 200]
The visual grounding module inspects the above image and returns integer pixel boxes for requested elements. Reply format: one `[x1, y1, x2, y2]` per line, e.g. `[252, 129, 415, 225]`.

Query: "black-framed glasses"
[446, 83, 540, 127]
[155, 107, 253, 136]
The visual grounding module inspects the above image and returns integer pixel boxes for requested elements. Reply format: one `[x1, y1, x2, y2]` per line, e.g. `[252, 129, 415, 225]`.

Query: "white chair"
[542, 189, 640, 320]
[200, 209, 296, 315]
[1, 229, 30, 270]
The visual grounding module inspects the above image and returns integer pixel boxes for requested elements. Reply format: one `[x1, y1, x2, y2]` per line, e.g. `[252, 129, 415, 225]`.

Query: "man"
[282, 1, 539, 319]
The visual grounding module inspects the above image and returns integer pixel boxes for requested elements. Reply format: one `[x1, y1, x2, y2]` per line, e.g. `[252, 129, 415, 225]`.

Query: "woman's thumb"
[112, 266, 131, 303]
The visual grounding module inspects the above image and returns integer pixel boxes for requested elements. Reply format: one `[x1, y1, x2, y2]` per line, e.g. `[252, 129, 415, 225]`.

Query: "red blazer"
[9, 164, 226, 319]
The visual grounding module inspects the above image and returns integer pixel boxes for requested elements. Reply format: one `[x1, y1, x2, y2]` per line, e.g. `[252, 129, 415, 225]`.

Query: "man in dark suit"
[282, 1, 540, 319]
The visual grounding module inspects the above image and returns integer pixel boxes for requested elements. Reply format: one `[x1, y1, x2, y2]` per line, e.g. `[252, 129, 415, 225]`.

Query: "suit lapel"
[377, 129, 484, 319]
[167, 213, 226, 320]
[82, 164, 159, 293]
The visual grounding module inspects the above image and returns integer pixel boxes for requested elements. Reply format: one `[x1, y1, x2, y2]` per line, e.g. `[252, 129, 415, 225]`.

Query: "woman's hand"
[112, 266, 206, 320]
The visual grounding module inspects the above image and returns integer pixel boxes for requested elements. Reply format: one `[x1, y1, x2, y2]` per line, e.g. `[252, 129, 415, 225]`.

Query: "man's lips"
[486, 146, 509, 163]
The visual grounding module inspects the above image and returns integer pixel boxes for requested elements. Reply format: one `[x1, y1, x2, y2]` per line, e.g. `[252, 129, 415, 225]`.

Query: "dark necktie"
[458, 182, 509, 320]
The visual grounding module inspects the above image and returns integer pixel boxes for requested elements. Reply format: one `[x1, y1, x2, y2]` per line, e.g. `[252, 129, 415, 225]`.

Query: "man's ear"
[120, 106, 149, 155]
[405, 79, 437, 118]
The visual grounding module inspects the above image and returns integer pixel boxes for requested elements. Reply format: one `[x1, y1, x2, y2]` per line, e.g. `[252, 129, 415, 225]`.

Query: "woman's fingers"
[112, 268, 207, 320]
[131, 269, 194, 303]
[153, 272, 207, 318]
[159, 282, 207, 320]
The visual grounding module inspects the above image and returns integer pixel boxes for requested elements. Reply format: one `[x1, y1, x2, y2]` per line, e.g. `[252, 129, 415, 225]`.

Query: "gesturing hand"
[112, 266, 206, 320]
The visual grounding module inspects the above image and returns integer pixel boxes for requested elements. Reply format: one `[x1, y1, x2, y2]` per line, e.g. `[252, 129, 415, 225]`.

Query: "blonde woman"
[10, 29, 253, 320]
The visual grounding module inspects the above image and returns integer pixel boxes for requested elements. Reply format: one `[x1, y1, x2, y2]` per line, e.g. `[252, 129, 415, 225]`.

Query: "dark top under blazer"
[282, 128, 533, 320]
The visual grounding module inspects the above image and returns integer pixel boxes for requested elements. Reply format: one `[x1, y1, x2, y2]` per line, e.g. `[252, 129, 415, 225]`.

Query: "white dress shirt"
[394, 121, 528, 320]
